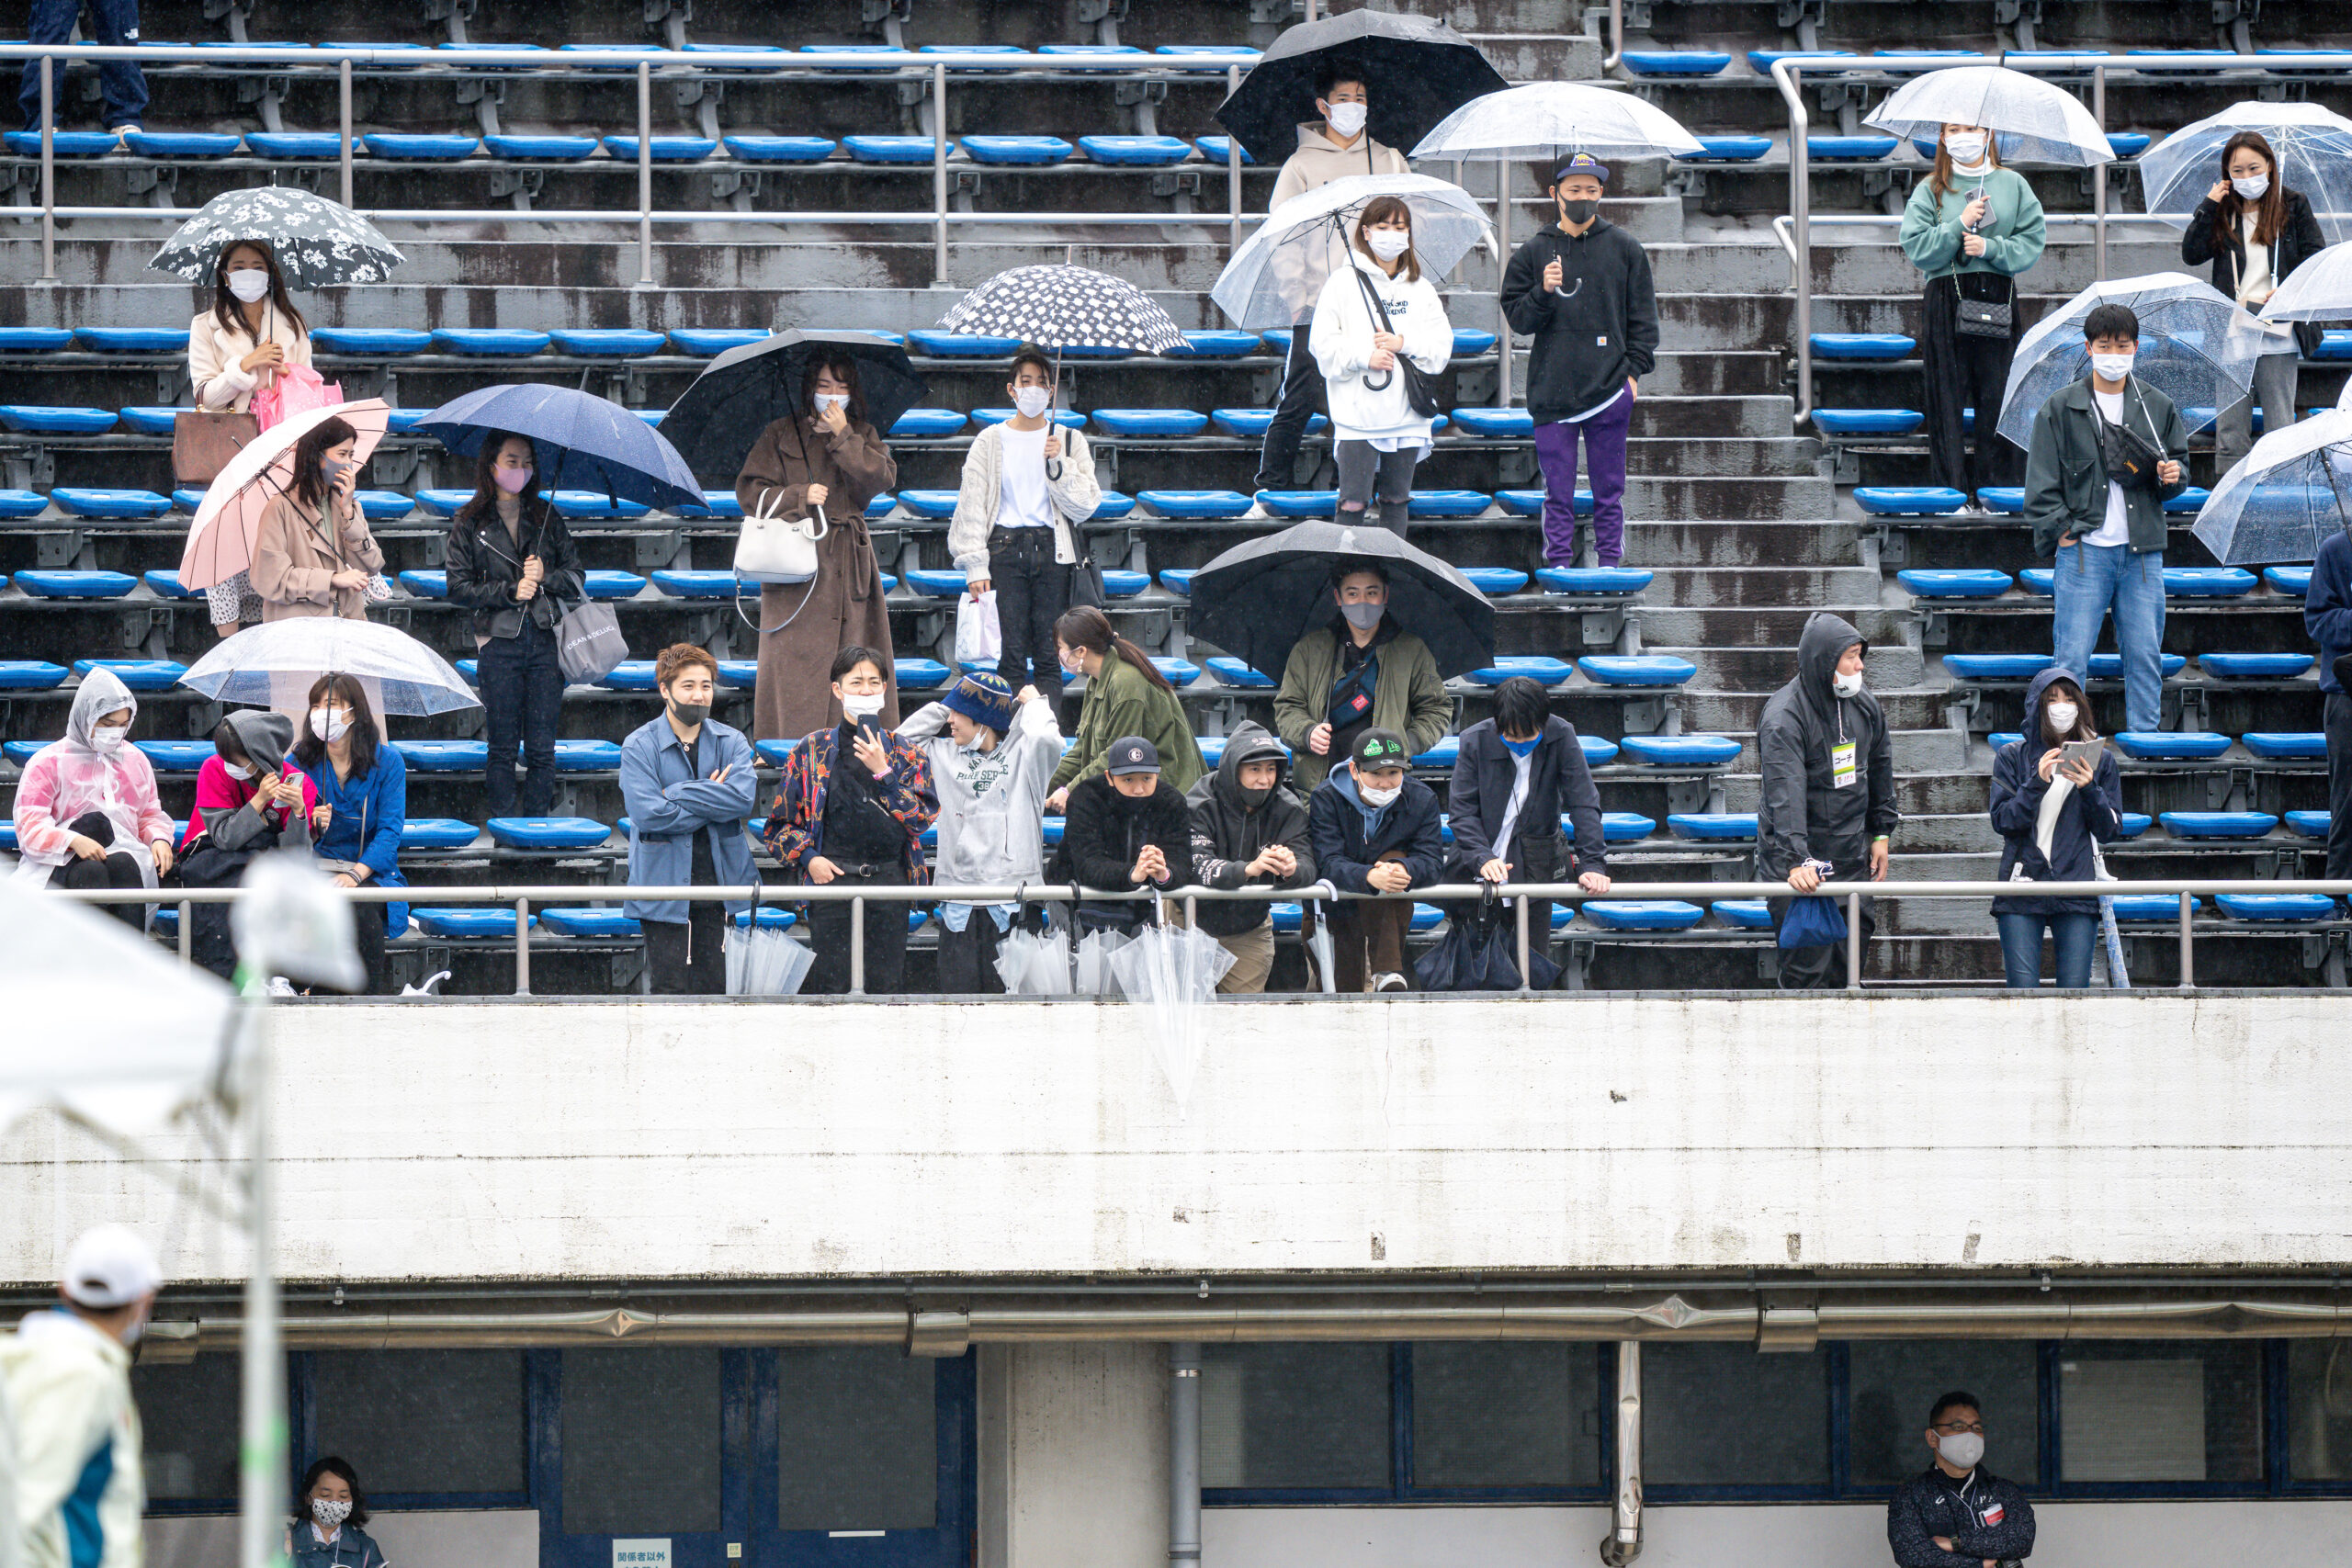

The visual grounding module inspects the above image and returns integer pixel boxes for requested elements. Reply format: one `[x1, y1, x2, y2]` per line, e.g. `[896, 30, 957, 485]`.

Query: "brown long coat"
[734, 413, 901, 742]
[251, 489, 382, 621]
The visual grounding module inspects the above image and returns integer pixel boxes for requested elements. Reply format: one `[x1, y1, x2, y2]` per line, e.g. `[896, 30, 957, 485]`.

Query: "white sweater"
[187, 306, 313, 412]
[0, 1312, 143, 1568]
[898, 691, 1064, 889]
[945, 423, 1103, 579]
[1309, 254, 1453, 444]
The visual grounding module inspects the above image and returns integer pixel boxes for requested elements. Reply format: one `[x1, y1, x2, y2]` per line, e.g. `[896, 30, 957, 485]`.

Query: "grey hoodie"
[1185, 721, 1317, 938]
[897, 690, 1064, 897]
[1755, 612, 1899, 879]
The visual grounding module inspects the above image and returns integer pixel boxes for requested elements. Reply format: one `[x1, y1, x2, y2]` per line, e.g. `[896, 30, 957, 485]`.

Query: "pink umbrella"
[178, 399, 392, 592]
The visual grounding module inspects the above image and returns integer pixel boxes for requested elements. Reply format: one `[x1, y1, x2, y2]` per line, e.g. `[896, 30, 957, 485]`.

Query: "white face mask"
[841, 694, 887, 720]
[1325, 101, 1368, 139]
[2232, 174, 2269, 200]
[91, 727, 129, 752]
[226, 268, 272, 303]
[1357, 782, 1401, 808]
[813, 391, 850, 415]
[310, 707, 352, 744]
[2090, 352, 2134, 383]
[1832, 671, 1865, 699]
[222, 760, 255, 781]
[1365, 229, 1411, 262]
[1944, 133, 1987, 165]
[2044, 700, 2079, 734]
[311, 1497, 353, 1530]
[1936, 1431, 1985, 1472]
[1012, 385, 1053, 420]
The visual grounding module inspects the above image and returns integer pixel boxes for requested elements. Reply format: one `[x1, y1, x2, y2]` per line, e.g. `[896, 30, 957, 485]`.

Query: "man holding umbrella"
[1273, 561, 1453, 794]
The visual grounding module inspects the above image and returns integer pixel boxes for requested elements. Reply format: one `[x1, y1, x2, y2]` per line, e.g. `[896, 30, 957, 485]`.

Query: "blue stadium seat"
[2241, 732, 2325, 760]
[1711, 899, 1776, 928]
[0, 491, 45, 518]
[387, 409, 439, 433]
[402, 818, 481, 851]
[3, 130, 119, 157]
[1194, 136, 1255, 164]
[897, 491, 958, 518]
[1747, 50, 1858, 73]
[312, 326, 436, 355]
[2312, 333, 2352, 361]
[2017, 569, 2055, 595]
[844, 136, 940, 164]
[752, 740, 794, 767]
[1810, 333, 1915, 360]
[364, 133, 481, 160]
[2109, 893, 2196, 922]
[13, 570, 137, 597]
[1668, 813, 1758, 840]
[667, 491, 740, 520]
[550, 329, 668, 356]
[969, 407, 1086, 430]
[1459, 568, 1529, 595]
[484, 134, 600, 160]
[2086, 652, 2186, 679]
[393, 740, 490, 772]
[2, 741, 50, 765]
[115, 406, 179, 434]
[356, 491, 413, 521]
[916, 44, 1029, 69]
[1577, 655, 1696, 686]
[452, 659, 480, 686]
[2125, 49, 2234, 73]
[1622, 51, 1733, 76]
[51, 489, 169, 518]
[541, 908, 642, 937]
[2162, 487, 2211, 514]
[800, 44, 910, 69]
[1409, 738, 1459, 769]
[1504, 491, 1598, 518]
[2215, 892, 2337, 921]
[1140, 490, 1252, 518]
[1153, 44, 1261, 67]
[411, 907, 537, 937]
[1258, 330, 1295, 355]
[1152, 658, 1202, 684]
[1901, 569, 2012, 598]
[141, 570, 202, 599]
[1213, 408, 1327, 436]
[650, 570, 750, 599]
[2116, 732, 2233, 760]
[1618, 735, 1741, 766]
[1947, 653, 2052, 679]
[582, 570, 647, 600]
[2286, 810, 2331, 838]
[1855, 486, 1966, 515]
[431, 41, 547, 69]
[548, 491, 652, 519]
[1101, 570, 1148, 598]
[2159, 810, 2276, 837]
[598, 661, 658, 691]
[1453, 331, 1498, 355]
[1168, 331, 1262, 358]
[1038, 43, 1146, 65]
[1582, 899, 1704, 931]
[78, 327, 189, 353]
[72, 659, 184, 692]
[1468, 656, 1575, 686]
[134, 739, 214, 773]
[432, 329, 549, 355]
[2200, 652, 2313, 679]
[2163, 567, 2257, 597]
[1204, 656, 1274, 690]
[2264, 566, 2312, 594]
[903, 570, 968, 599]
[414, 489, 476, 516]
[0, 406, 115, 434]
[722, 136, 836, 163]
[244, 132, 343, 159]
[1449, 407, 1533, 437]
[732, 907, 800, 932]
[397, 570, 447, 598]
[0, 661, 68, 690]
[1159, 570, 1196, 595]
[1808, 135, 1896, 161]
[1092, 492, 1136, 519]
[547, 740, 625, 772]
[1579, 736, 1620, 766]
[601, 136, 718, 163]
[1679, 135, 1771, 162]
[1408, 490, 1490, 518]
[961, 135, 1072, 164]
[671, 328, 771, 355]
[907, 331, 1023, 357]
[897, 658, 951, 690]
[714, 660, 757, 690]
[487, 817, 613, 851]
[1815, 408, 1924, 435]
[1874, 51, 1992, 76]
[1091, 408, 1208, 437]
[0, 329, 74, 351]
[1976, 487, 2026, 513]
[557, 44, 658, 70]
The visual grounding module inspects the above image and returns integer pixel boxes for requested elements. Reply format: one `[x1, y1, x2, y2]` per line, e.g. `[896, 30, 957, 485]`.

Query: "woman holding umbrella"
[733, 352, 900, 742]
[1309, 196, 1453, 536]
[2180, 130, 2324, 475]
[251, 414, 383, 624]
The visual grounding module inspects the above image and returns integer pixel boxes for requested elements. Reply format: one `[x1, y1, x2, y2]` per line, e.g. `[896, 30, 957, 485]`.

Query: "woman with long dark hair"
[2181, 130, 2323, 474]
[733, 352, 900, 742]
[284, 1456, 389, 1568]
[252, 413, 381, 622]
[293, 672, 406, 994]
[1988, 667, 2121, 988]
[1898, 122, 2047, 510]
[445, 430, 583, 816]
[1043, 604, 1204, 810]
[189, 239, 316, 638]
[1308, 193, 1453, 535]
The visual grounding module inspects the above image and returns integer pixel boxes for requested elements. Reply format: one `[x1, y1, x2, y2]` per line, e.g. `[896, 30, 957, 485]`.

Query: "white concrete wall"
[1204, 1500, 2352, 1568]
[3, 992, 2343, 1283]
[146, 1511, 536, 1568]
[979, 1343, 1168, 1568]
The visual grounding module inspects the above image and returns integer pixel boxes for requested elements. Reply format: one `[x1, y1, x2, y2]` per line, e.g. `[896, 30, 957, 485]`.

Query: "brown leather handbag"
[172, 410, 258, 485]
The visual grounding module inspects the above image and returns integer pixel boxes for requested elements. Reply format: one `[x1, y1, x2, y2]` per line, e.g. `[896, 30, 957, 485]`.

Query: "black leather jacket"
[444, 498, 583, 641]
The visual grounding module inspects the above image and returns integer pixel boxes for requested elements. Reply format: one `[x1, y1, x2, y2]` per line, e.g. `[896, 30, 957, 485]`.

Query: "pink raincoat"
[10, 669, 175, 887]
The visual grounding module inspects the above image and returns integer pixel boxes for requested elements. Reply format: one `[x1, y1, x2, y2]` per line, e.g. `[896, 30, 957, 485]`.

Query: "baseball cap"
[1351, 728, 1409, 770]
[1553, 151, 1611, 186]
[62, 1224, 162, 1309]
[1106, 735, 1160, 775]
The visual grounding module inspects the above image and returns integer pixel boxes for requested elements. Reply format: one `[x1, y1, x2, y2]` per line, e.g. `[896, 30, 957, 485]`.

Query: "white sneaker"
[1373, 971, 1408, 993]
[113, 124, 141, 142]
[266, 976, 297, 998]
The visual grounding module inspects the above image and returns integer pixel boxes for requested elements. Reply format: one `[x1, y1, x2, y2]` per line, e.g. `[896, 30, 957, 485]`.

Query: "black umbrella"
[1188, 520, 1495, 681]
[662, 329, 930, 485]
[1213, 11, 1510, 169]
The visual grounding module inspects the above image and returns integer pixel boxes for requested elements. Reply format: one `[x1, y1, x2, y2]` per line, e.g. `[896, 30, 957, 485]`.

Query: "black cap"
[1351, 728, 1409, 770]
[1106, 735, 1160, 775]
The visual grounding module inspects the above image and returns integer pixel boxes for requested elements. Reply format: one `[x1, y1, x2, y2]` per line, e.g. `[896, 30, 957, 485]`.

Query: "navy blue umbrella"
[414, 384, 703, 511]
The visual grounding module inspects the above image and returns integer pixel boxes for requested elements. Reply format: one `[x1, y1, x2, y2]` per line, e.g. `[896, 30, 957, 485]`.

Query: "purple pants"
[1532, 389, 1631, 567]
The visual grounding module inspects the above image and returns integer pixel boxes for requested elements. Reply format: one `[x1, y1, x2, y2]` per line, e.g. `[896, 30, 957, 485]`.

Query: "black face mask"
[1238, 784, 1274, 809]
[667, 699, 710, 728]
[1560, 197, 1600, 226]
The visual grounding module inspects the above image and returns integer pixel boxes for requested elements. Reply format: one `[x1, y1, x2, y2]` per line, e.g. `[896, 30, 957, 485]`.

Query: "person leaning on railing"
[1307, 728, 1445, 994]
[1050, 735, 1195, 940]
[1989, 667, 2121, 990]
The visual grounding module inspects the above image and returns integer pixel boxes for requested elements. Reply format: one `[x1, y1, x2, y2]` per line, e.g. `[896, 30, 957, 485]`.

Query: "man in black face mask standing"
[1500, 152, 1658, 570]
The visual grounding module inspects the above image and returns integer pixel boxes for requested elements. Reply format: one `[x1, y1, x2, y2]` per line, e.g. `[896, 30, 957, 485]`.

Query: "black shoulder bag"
[1349, 265, 1443, 418]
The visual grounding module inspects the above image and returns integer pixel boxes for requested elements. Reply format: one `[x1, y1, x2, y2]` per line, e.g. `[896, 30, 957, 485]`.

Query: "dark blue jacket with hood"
[1989, 665, 2121, 918]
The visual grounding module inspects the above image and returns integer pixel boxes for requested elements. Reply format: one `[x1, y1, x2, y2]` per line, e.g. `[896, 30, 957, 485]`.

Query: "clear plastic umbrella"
[2137, 103, 2352, 245]
[1213, 172, 1495, 331]
[1995, 273, 2289, 449]
[2189, 406, 2352, 564]
[180, 616, 481, 716]
[1409, 82, 1703, 161]
[1861, 64, 2114, 166]
[1104, 897, 1236, 1114]
[2256, 238, 2352, 323]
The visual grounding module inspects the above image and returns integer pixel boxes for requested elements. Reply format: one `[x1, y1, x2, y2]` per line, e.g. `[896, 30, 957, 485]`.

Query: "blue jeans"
[2051, 541, 2165, 734]
[1996, 911, 2099, 988]
[18, 0, 146, 132]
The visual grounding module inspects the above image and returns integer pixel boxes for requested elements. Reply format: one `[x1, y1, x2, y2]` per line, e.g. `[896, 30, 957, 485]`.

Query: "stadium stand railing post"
[39, 54, 54, 281]
[636, 62, 655, 287]
[1227, 66, 1243, 254]
[933, 61, 950, 286]
[515, 897, 533, 995]
[851, 894, 867, 995]
[339, 58, 354, 208]
[2092, 63, 2108, 280]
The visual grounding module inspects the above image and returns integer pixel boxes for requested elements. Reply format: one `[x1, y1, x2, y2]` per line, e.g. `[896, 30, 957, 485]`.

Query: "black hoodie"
[1498, 217, 1660, 425]
[1185, 721, 1317, 937]
[1052, 773, 1195, 927]
[1756, 612, 1898, 879]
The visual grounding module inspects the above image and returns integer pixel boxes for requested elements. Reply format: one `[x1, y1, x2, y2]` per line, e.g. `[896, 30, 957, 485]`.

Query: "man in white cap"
[0, 1225, 160, 1568]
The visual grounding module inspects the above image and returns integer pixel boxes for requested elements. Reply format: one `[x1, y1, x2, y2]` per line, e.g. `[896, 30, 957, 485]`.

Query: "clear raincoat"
[9, 670, 173, 888]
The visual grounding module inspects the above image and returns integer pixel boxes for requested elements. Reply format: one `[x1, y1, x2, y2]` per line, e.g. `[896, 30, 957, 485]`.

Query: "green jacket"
[2022, 377, 2188, 558]
[1898, 165, 2046, 279]
[1051, 644, 1205, 793]
[1272, 621, 1453, 792]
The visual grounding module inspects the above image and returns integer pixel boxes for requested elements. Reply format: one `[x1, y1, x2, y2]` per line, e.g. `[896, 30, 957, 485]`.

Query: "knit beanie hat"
[942, 671, 1018, 735]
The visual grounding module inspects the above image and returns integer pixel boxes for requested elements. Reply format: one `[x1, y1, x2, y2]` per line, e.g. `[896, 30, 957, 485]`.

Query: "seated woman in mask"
[178, 710, 318, 978]
[11, 667, 175, 928]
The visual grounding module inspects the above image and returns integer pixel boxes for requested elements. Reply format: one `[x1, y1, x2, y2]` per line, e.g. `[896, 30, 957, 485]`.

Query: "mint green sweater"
[1899, 165, 2046, 278]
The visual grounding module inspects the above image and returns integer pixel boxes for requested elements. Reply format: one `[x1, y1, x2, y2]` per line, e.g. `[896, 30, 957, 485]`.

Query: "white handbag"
[733, 488, 828, 586]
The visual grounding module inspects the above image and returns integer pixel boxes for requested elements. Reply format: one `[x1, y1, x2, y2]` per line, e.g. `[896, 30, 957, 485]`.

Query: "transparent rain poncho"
[10, 668, 175, 885]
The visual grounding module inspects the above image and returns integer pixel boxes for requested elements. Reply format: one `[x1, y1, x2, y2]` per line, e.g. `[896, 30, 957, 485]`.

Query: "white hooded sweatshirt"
[0, 1310, 144, 1568]
[1309, 251, 1453, 446]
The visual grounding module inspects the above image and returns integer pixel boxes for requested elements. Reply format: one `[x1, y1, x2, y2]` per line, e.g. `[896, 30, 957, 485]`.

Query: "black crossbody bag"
[1349, 265, 1443, 417]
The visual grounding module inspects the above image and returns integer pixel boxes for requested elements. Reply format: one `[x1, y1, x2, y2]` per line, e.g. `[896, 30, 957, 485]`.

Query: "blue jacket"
[1308, 767, 1446, 895]
[619, 714, 759, 923]
[1990, 666, 2121, 918]
[2304, 526, 2352, 695]
[286, 1521, 389, 1568]
[300, 745, 406, 882]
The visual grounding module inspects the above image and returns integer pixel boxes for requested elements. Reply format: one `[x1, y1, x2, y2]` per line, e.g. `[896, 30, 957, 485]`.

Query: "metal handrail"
[1602, 0, 1623, 73]
[1773, 51, 2352, 421]
[53, 875, 2347, 998]
[3, 44, 1264, 285]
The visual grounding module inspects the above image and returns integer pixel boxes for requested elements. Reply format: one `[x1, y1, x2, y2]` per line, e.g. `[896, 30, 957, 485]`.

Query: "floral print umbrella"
[149, 186, 404, 291]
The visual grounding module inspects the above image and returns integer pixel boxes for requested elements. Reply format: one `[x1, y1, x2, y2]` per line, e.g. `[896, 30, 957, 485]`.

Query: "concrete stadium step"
[1635, 350, 1783, 398]
[1621, 476, 1835, 520]
[1796, 238, 2203, 298]
[1623, 435, 1818, 477]
[1623, 395, 1795, 438]
[1466, 30, 1603, 79]
[1622, 517, 1859, 567]
[1656, 640, 1924, 690]
[1722, 771, 1995, 818]
[1640, 562, 1880, 606]
[1681, 686, 1951, 733]
[1636, 604, 1909, 649]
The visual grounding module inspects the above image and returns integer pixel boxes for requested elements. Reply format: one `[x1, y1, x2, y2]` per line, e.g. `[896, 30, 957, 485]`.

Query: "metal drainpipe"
[1600, 1341, 1643, 1566]
[1170, 1344, 1202, 1568]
